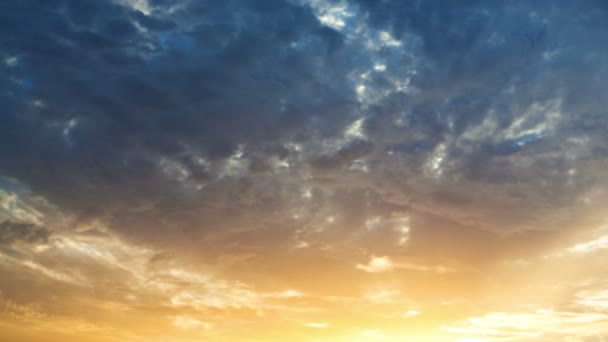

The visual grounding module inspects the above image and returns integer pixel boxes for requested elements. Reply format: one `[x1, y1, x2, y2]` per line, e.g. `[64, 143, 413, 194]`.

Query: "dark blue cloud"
[0, 0, 607, 263]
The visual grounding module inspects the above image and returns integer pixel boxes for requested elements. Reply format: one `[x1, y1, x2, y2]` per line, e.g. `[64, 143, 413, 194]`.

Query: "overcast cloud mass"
[2, 0, 608, 341]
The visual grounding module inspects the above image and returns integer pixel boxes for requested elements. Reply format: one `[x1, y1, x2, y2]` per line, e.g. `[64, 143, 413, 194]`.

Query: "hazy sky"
[2, 0, 608, 341]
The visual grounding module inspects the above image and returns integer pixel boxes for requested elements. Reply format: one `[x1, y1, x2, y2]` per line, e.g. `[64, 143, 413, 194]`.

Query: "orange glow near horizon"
[2, 218, 608, 341]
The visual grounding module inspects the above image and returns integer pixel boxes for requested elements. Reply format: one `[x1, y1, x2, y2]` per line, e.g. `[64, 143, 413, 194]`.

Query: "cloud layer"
[1, 0, 608, 340]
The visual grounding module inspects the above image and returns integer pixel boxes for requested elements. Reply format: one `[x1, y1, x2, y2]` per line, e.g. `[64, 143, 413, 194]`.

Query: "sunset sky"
[2, 0, 608, 341]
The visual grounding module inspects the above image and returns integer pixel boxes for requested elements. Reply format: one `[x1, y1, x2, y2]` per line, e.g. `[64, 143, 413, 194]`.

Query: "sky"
[1, 0, 608, 341]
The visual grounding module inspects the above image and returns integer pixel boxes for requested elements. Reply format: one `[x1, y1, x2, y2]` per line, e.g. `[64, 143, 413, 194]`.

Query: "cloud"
[310, 139, 374, 170]
[1, 0, 607, 261]
[567, 234, 608, 254]
[403, 309, 421, 318]
[442, 309, 608, 341]
[305, 322, 329, 328]
[1, 0, 608, 340]
[576, 289, 608, 311]
[171, 315, 212, 330]
[357, 255, 459, 274]
[0, 220, 50, 246]
[356, 256, 394, 273]
[0, 0, 364, 254]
